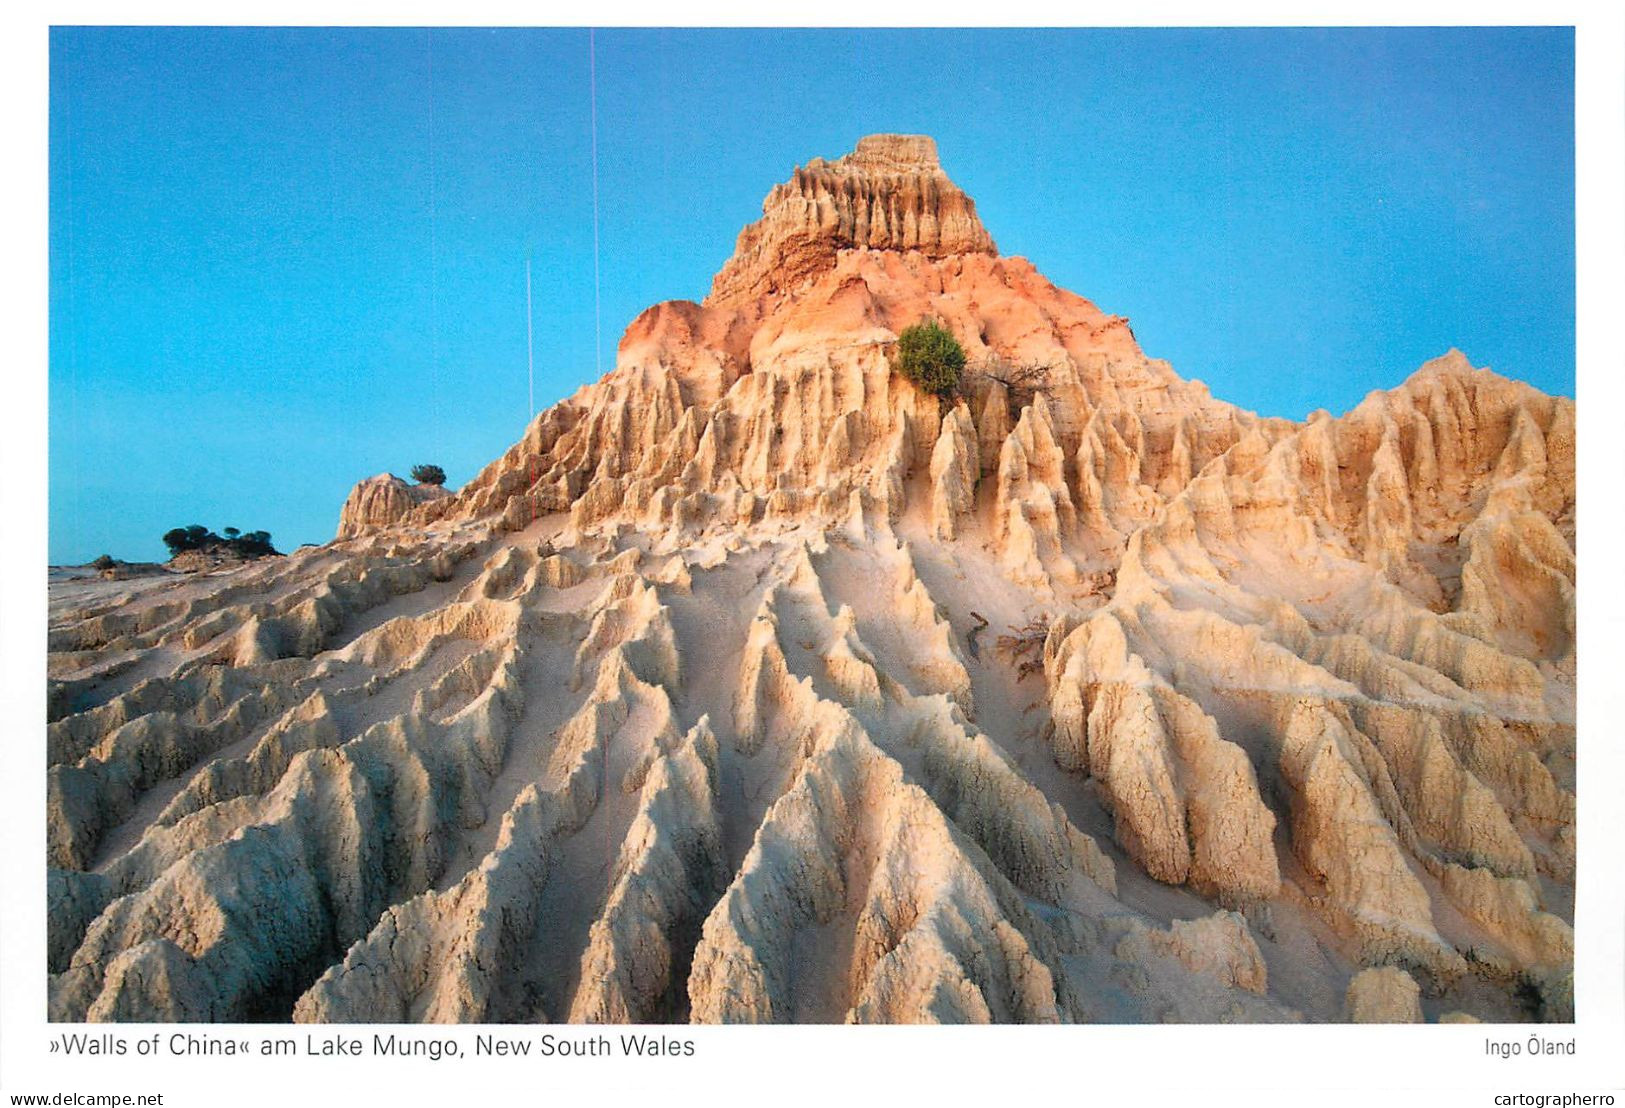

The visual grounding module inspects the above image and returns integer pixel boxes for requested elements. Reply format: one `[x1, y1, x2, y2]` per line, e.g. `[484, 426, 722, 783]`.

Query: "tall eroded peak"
[837, 133, 943, 171]
[706, 133, 997, 306]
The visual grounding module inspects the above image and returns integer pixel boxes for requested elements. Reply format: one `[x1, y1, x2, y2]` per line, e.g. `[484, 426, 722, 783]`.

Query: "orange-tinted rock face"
[373, 134, 1217, 548]
[708, 133, 997, 308]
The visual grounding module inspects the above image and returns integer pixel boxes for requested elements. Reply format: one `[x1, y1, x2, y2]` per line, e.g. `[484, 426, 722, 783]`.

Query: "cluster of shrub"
[151, 463, 444, 567]
[160, 524, 279, 560]
[893, 319, 968, 397]
[893, 319, 1050, 414]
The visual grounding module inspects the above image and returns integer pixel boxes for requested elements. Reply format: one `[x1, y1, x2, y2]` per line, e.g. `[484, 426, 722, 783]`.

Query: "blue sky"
[49, 27, 1574, 564]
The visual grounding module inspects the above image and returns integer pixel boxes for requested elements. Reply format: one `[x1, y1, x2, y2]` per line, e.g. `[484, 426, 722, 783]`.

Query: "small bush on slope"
[894, 319, 966, 398]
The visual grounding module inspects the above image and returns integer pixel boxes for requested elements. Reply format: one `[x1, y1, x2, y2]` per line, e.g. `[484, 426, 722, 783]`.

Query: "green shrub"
[411, 464, 447, 486]
[162, 525, 212, 556]
[160, 524, 279, 560]
[893, 319, 966, 398]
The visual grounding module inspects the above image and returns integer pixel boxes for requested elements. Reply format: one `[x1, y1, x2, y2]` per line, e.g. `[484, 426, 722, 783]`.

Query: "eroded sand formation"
[47, 134, 1574, 1024]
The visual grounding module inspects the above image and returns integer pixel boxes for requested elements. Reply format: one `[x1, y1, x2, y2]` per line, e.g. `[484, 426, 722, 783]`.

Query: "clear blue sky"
[49, 27, 1574, 564]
